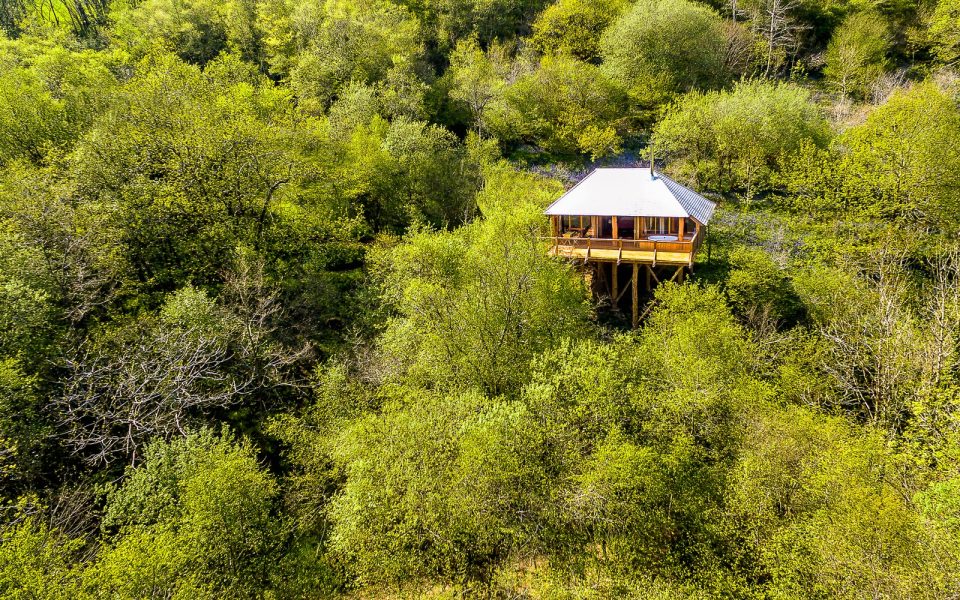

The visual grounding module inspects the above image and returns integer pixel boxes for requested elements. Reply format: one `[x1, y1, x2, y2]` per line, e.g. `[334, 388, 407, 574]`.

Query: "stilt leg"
[632, 263, 639, 328]
[611, 263, 618, 310]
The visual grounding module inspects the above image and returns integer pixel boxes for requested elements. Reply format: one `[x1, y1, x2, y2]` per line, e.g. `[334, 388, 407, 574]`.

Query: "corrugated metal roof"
[658, 172, 716, 224]
[544, 168, 716, 224]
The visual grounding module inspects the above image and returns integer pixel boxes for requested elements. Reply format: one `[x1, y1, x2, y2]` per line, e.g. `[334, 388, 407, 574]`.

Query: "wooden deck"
[544, 231, 703, 266]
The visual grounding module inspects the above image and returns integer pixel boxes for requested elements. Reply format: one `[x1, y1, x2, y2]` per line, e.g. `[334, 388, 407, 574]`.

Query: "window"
[643, 217, 679, 235]
[561, 215, 588, 236]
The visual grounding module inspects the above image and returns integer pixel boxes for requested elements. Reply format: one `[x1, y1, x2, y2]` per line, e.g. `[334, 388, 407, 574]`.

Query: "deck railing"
[544, 229, 701, 255]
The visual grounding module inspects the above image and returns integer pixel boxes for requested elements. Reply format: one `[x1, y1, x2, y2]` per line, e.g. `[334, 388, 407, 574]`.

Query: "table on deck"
[648, 235, 679, 242]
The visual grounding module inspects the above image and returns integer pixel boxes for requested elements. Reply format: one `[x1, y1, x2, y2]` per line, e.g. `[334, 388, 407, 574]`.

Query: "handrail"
[542, 231, 700, 253]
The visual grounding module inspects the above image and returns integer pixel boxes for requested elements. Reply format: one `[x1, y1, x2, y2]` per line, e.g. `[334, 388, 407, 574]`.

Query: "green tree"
[824, 11, 890, 99]
[370, 165, 591, 394]
[530, 0, 627, 62]
[326, 389, 548, 589]
[108, 0, 261, 65]
[653, 81, 830, 197]
[286, 0, 424, 113]
[0, 37, 116, 164]
[600, 0, 731, 108]
[0, 518, 82, 599]
[93, 428, 281, 597]
[838, 82, 960, 231]
[484, 55, 627, 158]
[930, 0, 960, 66]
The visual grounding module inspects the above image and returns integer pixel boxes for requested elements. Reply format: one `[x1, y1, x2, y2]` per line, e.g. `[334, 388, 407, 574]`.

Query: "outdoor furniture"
[648, 234, 678, 242]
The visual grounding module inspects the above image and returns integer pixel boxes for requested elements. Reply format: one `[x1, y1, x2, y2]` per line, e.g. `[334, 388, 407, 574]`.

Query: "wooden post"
[678, 217, 685, 241]
[552, 215, 559, 238]
[632, 263, 639, 328]
[611, 263, 618, 307]
[645, 264, 652, 291]
[612, 216, 618, 240]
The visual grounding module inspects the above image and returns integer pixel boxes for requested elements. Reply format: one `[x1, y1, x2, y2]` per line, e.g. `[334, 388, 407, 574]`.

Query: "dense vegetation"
[2, 0, 960, 596]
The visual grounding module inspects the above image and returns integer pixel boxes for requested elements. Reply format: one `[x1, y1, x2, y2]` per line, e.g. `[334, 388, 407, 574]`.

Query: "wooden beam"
[632, 263, 639, 328]
[678, 217, 685, 241]
[646, 264, 660, 285]
[638, 299, 657, 322]
[612, 216, 618, 240]
[668, 266, 683, 283]
[611, 263, 618, 307]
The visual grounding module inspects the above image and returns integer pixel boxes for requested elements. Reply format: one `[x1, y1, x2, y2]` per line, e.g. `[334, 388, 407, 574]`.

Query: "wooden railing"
[544, 231, 700, 255]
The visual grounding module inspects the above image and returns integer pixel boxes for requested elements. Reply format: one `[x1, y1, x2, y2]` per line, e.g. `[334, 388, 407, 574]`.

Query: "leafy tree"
[0, 37, 116, 164]
[730, 405, 939, 597]
[653, 81, 830, 197]
[94, 428, 281, 597]
[326, 389, 548, 589]
[71, 52, 312, 292]
[837, 82, 960, 231]
[824, 11, 890, 99]
[725, 246, 803, 329]
[447, 36, 509, 135]
[930, 0, 960, 66]
[485, 54, 628, 158]
[58, 259, 306, 465]
[286, 0, 424, 113]
[530, 0, 627, 62]
[0, 518, 82, 599]
[108, 0, 261, 65]
[0, 360, 48, 497]
[600, 0, 732, 108]
[370, 165, 591, 394]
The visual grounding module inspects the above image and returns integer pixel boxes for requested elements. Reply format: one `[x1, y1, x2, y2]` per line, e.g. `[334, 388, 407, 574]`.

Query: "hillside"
[2, 0, 960, 597]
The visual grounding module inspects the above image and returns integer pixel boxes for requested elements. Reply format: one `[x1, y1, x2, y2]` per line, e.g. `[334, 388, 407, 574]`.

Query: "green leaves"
[654, 81, 830, 198]
[600, 0, 732, 108]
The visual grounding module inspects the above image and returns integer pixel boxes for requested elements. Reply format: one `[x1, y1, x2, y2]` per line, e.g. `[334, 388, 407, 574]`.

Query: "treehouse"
[544, 167, 717, 326]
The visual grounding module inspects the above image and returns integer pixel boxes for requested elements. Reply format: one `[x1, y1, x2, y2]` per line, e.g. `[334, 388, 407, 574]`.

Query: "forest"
[1, 0, 960, 596]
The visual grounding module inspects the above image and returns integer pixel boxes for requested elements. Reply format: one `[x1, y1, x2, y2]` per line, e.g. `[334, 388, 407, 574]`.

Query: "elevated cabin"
[544, 167, 717, 326]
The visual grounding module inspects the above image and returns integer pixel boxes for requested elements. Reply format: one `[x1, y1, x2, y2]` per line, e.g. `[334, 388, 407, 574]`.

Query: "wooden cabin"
[544, 167, 717, 326]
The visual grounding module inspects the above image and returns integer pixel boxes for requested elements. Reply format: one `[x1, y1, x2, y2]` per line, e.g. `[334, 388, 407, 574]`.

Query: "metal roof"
[544, 168, 716, 225]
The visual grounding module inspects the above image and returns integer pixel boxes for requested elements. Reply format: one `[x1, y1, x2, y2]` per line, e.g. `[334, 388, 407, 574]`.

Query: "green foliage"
[371, 165, 591, 394]
[930, 0, 960, 66]
[327, 389, 546, 587]
[600, 0, 731, 108]
[530, 0, 627, 62]
[286, 0, 424, 112]
[654, 81, 830, 198]
[109, 0, 261, 65]
[485, 55, 628, 158]
[4, 0, 960, 596]
[0, 360, 47, 496]
[837, 83, 960, 230]
[0, 518, 82, 599]
[824, 11, 890, 99]
[0, 36, 116, 164]
[725, 246, 803, 327]
[96, 428, 280, 596]
[728, 405, 943, 597]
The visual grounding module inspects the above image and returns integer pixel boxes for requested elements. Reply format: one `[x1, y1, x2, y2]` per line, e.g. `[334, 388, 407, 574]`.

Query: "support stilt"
[632, 264, 639, 328]
[611, 263, 618, 309]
